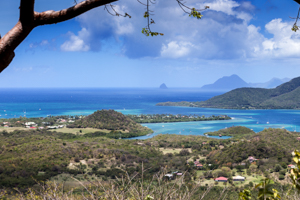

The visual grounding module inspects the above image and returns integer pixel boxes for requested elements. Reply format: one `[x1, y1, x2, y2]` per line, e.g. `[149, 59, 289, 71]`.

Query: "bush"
[179, 149, 190, 156]
[279, 175, 285, 180]
[279, 169, 286, 176]
[274, 164, 282, 172]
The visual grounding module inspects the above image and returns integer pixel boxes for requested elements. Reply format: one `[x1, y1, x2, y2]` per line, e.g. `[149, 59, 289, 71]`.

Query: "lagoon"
[0, 88, 299, 138]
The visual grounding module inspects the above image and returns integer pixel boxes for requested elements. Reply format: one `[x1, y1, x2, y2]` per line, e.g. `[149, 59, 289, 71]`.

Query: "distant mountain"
[159, 83, 168, 89]
[249, 77, 291, 88]
[157, 76, 300, 109]
[200, 74, 249, 91]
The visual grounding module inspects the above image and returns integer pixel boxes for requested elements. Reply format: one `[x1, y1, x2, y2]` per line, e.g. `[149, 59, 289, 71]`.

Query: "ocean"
[0, 88, 300, 139]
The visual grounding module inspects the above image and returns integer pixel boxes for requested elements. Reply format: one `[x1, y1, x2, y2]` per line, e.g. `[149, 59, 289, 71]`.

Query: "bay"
[0, 88, 299, 139]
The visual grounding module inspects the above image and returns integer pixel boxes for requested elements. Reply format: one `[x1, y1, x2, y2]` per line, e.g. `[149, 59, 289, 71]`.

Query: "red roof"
[30, 127, 36, 129]
[197, 164, 203, 167]
[215, 177, 228, 181]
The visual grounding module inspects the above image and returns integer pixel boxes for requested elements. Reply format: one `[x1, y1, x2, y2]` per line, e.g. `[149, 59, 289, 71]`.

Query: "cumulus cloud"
[161, 41, 193, 58]
[261, 19, 300, 58]
[61, 28, 90, 51]
[59, 0, 300, 61]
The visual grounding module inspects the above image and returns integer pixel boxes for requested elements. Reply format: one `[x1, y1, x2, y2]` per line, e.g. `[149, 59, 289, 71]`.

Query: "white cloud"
[261, 19, 300, 58]
[58, 0, 300, 62]
[61, 28, 90, 51]
[161, 41, 193, 58]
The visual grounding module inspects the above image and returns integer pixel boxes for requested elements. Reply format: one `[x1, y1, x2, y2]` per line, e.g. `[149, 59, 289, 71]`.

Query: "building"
[24, 122, 37, 127]
[233, 176, 245, 181]
[215, 177, 228, 182]
[196, 164, 203, 169]
[288, 164, 296, 169]
[248, 156, 256, 163]
[164, 174, 174, 180]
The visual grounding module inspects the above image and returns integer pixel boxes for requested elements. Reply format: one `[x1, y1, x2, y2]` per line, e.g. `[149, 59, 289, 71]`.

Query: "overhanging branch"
[294, 0, 300, 5]
[34, 0, 118, 26]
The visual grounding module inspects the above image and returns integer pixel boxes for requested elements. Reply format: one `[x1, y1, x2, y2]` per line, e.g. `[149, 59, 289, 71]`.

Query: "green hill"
[156, 76, 300, 109]
[67, 110, 152, 137]
[206, 126, 255, 139]
[206, 128, 299, 166]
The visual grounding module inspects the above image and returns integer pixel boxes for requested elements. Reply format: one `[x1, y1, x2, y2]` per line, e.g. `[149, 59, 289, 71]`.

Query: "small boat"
[266, 121, 269, 124]
[162, 125, 164, 127]
[219, 134, 222, 137]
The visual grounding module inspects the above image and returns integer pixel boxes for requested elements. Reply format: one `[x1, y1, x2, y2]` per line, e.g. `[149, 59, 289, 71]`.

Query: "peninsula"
[128, 114, 231, 123]
[157, 76, 300, 109]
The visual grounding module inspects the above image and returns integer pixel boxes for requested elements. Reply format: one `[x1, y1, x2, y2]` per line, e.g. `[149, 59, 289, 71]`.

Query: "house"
[288, 164, 296, 169]
[196, 164, 203, 169]
[194, 161, 200, 166]
[4, 125, 9, 128]
[176, 173, 183, 176]
[68, 120, 75, 123]
[3, 122, 9, 125]
[248, 156, 256, 163]
[215, 177, 228, 182]
[297, 137, 300, 141]
[233, 176, 245, 181]
[164, 174, 174, 180]
[24, 122, 36, 127]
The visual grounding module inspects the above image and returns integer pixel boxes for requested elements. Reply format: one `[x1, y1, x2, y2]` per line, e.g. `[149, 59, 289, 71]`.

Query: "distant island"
[159, 83, 168, 89]
[157, 76, 300, 109]
[200, 74, 249, 91]
[128, 113, 231, 123]
[199, 74, 290, 92]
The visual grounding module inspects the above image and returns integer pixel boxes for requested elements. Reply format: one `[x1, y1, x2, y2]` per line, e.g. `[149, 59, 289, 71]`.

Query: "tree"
[0, 0, 207, 73]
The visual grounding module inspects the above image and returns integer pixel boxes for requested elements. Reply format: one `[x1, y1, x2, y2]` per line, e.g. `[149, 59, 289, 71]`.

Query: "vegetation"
[156, 76, 300, 109]
[67, 110, 153, 137]
[128, 113, 231, 123]
[206, 126, 255, 139]
[1, 124, 300, 199]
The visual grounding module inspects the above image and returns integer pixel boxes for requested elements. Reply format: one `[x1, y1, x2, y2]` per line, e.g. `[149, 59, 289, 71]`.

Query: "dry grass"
[49, 127, 128, 135]
[159, 148, 192, 155]
[0, 127, 28, 132]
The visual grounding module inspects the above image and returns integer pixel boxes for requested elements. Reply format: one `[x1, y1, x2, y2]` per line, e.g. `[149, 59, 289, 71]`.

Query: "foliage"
[206, 126, 254, 138]
[67, 110, 152, 137]
[128, 113, 231, 123]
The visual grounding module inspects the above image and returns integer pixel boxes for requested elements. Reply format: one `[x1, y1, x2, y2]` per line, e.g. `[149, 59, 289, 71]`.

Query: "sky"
[0, 0, 300, 88]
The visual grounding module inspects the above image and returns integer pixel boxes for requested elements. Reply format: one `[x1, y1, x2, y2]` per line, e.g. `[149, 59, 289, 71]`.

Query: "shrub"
[179, 149, 190, 156]
[279, 175, 285, 180]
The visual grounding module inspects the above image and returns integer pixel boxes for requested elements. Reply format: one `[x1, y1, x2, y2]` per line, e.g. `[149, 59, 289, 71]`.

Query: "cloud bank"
[60, 0, 300, 61]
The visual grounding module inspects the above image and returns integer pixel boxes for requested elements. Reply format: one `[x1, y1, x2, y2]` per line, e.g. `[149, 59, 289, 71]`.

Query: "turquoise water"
[0, 88, 300, 139]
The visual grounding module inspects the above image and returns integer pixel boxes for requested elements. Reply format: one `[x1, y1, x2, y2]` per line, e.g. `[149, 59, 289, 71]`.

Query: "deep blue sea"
[1, 88, 300, 139]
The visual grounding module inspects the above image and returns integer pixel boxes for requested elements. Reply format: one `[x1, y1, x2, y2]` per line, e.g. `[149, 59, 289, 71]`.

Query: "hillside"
[249, 77, 290, 88]
[206, 126, 255, 139]
[67, 110, 152, 136]
[157, 76, 300, 109]
[207, 128, 298, 166]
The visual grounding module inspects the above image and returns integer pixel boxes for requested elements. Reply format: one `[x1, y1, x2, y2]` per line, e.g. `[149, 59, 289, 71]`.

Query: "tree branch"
[20, 0, 35, 26]
[34, 0, 118, 26]
[294, 0, 300, 4]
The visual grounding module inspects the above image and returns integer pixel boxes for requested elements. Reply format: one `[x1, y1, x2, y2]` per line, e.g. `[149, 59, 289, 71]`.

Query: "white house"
[233, 176, 245, 181]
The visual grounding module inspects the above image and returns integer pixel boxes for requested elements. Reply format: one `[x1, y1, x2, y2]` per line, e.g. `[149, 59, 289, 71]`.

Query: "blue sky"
[0, 0, 300, 87]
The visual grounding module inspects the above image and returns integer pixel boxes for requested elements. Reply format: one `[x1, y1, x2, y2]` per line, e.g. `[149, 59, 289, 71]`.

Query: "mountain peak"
[159, 83, 168, 89]
[201, 74, 249, 92]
